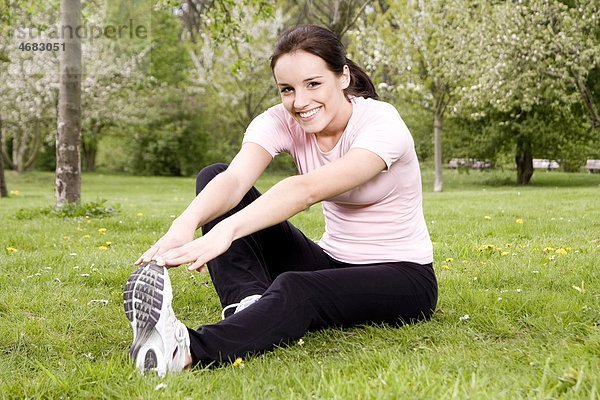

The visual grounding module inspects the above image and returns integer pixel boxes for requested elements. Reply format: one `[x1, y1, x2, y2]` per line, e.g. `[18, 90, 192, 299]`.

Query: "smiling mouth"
[298, 107, 322, 119]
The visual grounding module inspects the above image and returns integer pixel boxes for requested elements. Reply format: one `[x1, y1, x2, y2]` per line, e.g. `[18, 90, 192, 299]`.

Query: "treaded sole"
[123, 261, 165, 367]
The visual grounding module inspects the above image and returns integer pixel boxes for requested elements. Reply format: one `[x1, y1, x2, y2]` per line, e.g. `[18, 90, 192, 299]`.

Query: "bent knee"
[196, 163, 228, 194]
[270, 271, 311, 297]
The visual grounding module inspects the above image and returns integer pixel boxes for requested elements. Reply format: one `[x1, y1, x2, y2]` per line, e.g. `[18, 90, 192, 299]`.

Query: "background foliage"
[0, 0, 598, 182]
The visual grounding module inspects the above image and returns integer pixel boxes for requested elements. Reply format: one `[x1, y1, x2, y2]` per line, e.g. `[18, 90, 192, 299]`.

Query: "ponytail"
[271, 25, 379, 101]
[345, 58, 378, 100]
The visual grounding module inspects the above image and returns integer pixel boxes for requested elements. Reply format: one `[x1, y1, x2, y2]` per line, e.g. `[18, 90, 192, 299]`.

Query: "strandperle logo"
[11, 19, 149, 42]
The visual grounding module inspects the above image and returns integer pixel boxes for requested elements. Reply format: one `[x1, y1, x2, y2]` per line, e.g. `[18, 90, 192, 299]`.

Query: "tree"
[0, 1, 58, 174]
[0, 23, 8, 197]
[79, 40, 150, 172]
[55, 0, 82, 207]
[176, 2, 283, 164]
[287, 0, 373, 39]
[352, 0, 479, 192]
[0, 117, 7, 198]
[460, 0, 600, 184]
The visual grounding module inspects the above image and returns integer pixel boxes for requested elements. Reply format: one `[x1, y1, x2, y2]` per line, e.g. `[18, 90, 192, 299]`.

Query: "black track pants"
[186, 163, 438, 366]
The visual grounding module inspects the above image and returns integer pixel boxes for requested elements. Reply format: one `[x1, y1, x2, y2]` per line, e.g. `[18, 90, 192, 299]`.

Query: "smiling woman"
[124, 24, 437, 376]
[273, 51, 353, 149]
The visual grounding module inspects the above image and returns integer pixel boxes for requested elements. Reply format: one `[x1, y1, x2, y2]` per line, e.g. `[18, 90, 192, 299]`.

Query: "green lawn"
[0, 169, 598, 399]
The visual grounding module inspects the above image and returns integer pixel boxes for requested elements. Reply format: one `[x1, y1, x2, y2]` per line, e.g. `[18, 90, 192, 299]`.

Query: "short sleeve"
[242, 104, 293, 158]
[350, 102, 414, 168]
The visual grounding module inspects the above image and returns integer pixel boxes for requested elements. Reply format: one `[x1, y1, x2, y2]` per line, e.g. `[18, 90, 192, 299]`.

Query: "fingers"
[135, 244, 161, 265]
[156, 239, 213, 269]
[161, 253, 204, 268]
[143, 231, 229, 269]
[188, 260, 207, 271]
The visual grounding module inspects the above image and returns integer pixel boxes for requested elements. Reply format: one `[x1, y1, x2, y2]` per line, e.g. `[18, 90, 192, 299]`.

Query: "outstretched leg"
[187, 261, 437, 366]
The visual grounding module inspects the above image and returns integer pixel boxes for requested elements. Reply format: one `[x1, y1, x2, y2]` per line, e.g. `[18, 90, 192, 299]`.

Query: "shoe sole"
[123, 261, 166, 373]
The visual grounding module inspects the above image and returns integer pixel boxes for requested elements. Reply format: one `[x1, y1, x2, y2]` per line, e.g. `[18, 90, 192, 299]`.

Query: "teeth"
[299, 107, 320, 118]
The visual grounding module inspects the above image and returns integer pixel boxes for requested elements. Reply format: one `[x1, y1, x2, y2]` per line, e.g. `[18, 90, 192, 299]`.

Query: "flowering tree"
[353, 0, 599, 185]
[0, 118, 6, 198]
[460, 0, 600, 183]
[0, 0, 59, 174]
[0, 6, 6, 196]
[174, 2, 284, 163]
[79, 40, 151, 171]
[350, 0, 478, 192]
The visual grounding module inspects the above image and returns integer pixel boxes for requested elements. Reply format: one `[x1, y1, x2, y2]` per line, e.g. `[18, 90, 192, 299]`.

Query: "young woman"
[124, 24, 437, 376]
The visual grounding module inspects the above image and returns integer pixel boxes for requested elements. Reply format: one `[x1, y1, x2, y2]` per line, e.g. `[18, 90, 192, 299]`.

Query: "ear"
[340, 65, 351, 90]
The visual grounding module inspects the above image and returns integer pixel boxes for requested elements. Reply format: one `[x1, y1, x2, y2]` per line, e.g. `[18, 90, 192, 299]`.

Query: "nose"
[293, 88, 310, 110]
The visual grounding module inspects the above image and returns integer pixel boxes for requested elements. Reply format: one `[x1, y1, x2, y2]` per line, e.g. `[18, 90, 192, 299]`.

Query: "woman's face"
[273, 50, 351, 137]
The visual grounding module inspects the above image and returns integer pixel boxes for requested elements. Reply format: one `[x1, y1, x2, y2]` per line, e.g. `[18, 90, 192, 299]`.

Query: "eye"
[307, 81, 321, 88]
[279, 86, 293, 94]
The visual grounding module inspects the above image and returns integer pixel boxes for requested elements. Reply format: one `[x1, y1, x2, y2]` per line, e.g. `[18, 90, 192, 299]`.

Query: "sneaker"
[221, 294, 262, 320]
[124, 261, 191, 376]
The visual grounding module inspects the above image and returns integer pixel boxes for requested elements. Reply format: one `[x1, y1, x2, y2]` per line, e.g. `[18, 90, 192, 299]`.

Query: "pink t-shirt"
[242, 96, 433, 264]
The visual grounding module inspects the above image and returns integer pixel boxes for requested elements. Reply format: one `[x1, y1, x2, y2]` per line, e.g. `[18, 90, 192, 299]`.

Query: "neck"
[317, 97, 353, 139]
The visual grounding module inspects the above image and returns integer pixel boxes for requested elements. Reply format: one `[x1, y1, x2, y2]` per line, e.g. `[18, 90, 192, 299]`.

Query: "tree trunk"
[0, 118, 7, 198]
[12, 127, 24, 173]
[55, 0, 82, 207]
[433, 105, 443, 192]
[82, 139, 97, 172]
[515, 137, 534, 185]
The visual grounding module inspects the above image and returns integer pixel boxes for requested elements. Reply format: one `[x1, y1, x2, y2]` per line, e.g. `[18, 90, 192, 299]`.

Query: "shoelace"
[221, 294, 262, 320]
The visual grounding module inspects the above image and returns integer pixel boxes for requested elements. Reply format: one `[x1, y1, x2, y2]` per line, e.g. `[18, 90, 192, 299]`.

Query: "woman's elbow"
[286, 175, 319, 210]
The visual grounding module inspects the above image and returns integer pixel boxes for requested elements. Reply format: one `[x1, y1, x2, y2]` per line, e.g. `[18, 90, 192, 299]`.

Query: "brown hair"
[270, 25, 379, 100]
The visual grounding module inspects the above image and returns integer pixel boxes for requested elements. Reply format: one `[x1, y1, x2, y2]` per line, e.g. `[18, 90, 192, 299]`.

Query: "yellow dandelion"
[136, 212, 144, 217]
[441, 264, 451, 270]
[105, 241, 112, 246]
[501, 252, 509, 256]
[98, 228, 107, 235]
[98, 246, 109, 251]
[298, 339, 305, 346]
[484, 215, 492, 220]
[478, 244, 496, 252]
[543, 247, 555, 253]
[516, 218, 524, 224]
[82, 234, 91, 239]
[6, 247, 18, 253]
[232, 357, 244, 367]
[9, 190, 20, 196]
[565, 246, 572, 251]
[555, 248, 567, 255]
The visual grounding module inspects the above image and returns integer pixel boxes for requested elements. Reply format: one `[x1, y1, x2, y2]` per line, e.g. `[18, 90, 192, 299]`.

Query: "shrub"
[127, 112, 209, 176]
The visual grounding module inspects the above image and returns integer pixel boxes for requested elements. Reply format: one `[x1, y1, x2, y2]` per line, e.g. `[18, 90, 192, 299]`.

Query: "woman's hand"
[135, 218, 197, 266]
[155, 222, 235, 271]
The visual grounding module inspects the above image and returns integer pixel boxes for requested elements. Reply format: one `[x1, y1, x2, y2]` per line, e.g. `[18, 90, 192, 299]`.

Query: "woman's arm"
[135, 143, 272, 264]
[174, 143, 273, 230]
[158, 148, 387, 270]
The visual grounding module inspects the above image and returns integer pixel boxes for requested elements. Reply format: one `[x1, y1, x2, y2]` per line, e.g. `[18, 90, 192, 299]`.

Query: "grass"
[0, 168, 598, 399]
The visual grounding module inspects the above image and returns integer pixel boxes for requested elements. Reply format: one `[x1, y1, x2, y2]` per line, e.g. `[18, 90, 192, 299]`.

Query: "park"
[1, 0, 599, 398]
